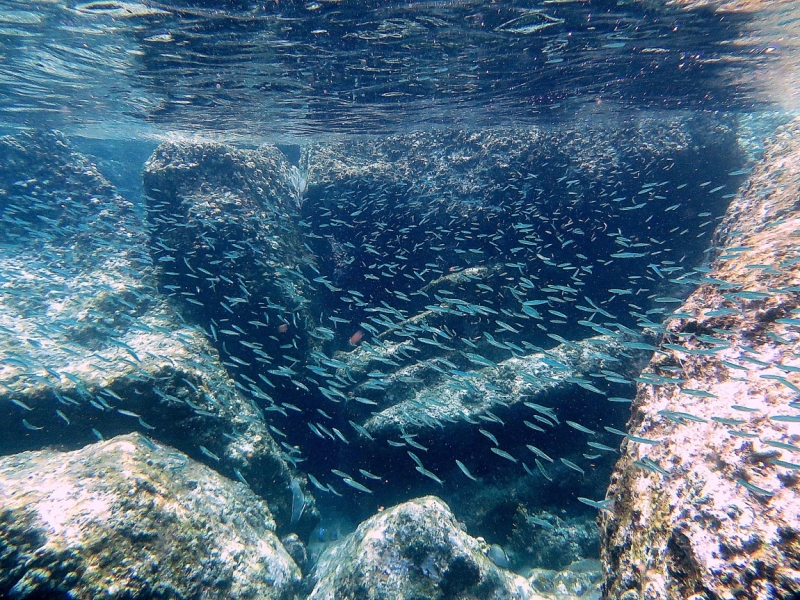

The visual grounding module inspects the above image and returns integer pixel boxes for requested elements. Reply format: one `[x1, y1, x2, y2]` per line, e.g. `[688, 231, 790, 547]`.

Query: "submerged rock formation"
[137, 116, 749, 553]
[601, 119, 800, 598]
[527, 561, 603, 600]
[306, 495, 536, 599]
[142, 141, 321, 380]
[360, 333, 651, 437]
[0, 131, 304, 531]
[509, 510, 601, 573]
[0, 432, 301, 599]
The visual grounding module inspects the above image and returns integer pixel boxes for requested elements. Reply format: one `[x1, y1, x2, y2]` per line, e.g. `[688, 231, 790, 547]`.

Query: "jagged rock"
[0, 131, 302, 531]
[142, 141, 330, 534]
[142, 140, 321, 365]
[296, 116, 742, 451]
[135, 119, 744, 542]
[306, 495, 539, 599]
[306, 119, 739, 214]
[600, 118, 800, 599]
[0, 432, 301, 599]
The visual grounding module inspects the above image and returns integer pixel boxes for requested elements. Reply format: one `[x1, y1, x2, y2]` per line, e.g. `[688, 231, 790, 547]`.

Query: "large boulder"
[307, 495, 537, 599]
[0, 432, 301, 599]
[600, 119, 800, 598]
[142, 140, 321, 379]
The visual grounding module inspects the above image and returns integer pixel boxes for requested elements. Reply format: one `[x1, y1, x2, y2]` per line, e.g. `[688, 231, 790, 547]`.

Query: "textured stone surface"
[0, 131, 298, 530]
[307, 496, 538, 600]
[360, 333, 650, 437]
[306, 119, 738, 205]
[0, 432, 301, 599]
[142, 140, 320, 358]
[600, 119, 800, 599]
[509, 510, 600, 572]
[142, 140, 324, 535]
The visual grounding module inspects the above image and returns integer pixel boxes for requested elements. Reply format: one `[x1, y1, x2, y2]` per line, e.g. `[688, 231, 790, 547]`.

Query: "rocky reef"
[142, 140, 320, 361]
[360, 333, 651, 438]
[0, 432, 301, 599]
[0, 131, 304, 532]
[307, 495, 535, 599]
[137, 114, 747, 538]
[1, 111, 785, 600]
[600, 118, 800, 598]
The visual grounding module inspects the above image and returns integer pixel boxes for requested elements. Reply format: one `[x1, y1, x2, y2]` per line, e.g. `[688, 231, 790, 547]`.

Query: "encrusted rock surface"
[0, 131, 301, 530]
[600, 119, 800, 598]
[362, 334, 651, 437]
[306, 119, 739, 209]
[307, 495, 537, 599]
[133, 120, 744, 543]
[142, 140, 321, 370]
[509, 510, 600, 572]
[0, 432, 301, 599]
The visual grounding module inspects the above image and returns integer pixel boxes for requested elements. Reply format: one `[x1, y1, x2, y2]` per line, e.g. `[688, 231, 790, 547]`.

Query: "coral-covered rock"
[0, 432, 301, 599]
[600, 119, 800, 598]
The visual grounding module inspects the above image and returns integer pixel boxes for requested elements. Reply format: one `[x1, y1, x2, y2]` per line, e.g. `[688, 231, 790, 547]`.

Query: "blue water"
[0, 0, 793, 139]
[0, 0, 799, 592]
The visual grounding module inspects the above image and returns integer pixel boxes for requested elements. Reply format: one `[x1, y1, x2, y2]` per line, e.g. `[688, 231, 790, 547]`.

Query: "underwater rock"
[142, 140, 321, 374]
[601, 118, 800, 599]
[136, 119, 743, 543]
[290, 114, 741, 477]
[361, 333, 651, 437]
[280, 532, 308, 573]
[306, 495, 538, 599]
[509, 510, 600, 572]
[0, 130, 305, 532]
[142, 140, 329, 532]
[305, 118, 739, 215]
[526, 559, 602, 600]
[0, 432, 301, 599]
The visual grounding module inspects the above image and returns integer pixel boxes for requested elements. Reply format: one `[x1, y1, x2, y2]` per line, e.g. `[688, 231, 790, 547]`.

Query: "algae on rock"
[601, 118, 800, 600]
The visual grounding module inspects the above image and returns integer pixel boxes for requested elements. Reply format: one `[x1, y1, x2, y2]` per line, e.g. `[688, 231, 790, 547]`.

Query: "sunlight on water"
[0, 0, 796, 141]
